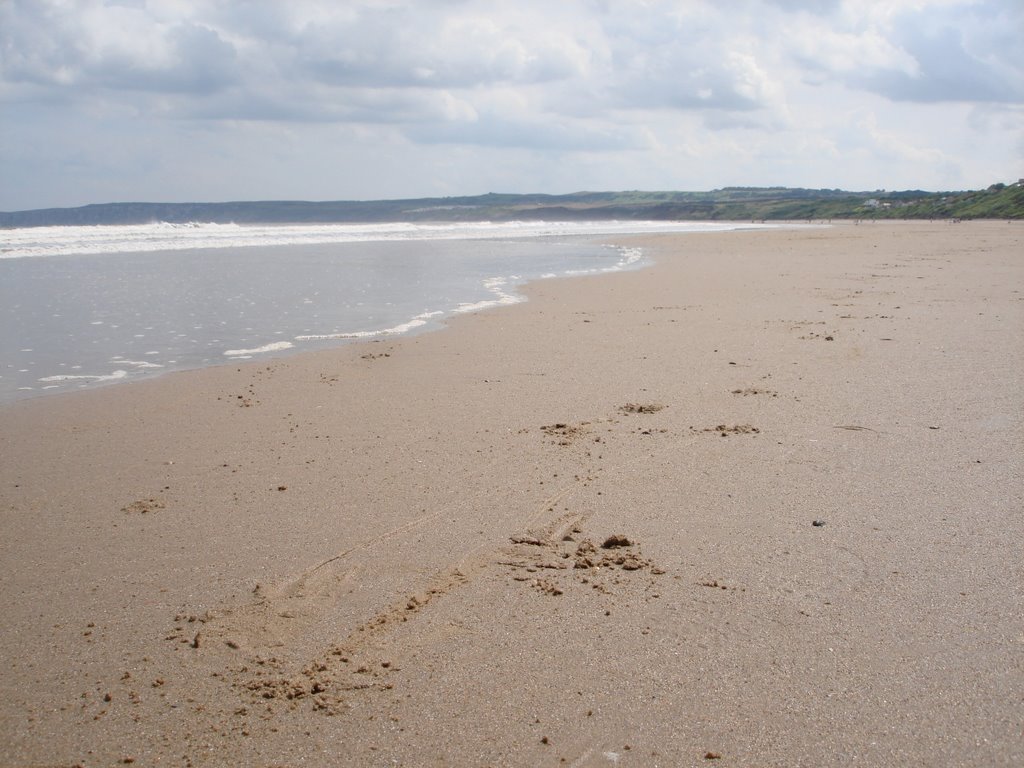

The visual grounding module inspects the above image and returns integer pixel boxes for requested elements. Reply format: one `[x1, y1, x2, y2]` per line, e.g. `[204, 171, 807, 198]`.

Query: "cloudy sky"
[1, 0, 1022, 210]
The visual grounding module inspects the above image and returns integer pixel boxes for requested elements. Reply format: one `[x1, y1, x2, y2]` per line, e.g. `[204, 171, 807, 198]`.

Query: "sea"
[0, 219, 771, 404]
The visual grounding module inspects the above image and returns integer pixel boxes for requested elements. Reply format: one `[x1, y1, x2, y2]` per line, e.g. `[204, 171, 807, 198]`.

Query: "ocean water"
[0, 220, 769, 403]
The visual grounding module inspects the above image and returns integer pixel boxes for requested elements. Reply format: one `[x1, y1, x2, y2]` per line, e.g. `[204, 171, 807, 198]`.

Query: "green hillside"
[2, 181, 1022, 228]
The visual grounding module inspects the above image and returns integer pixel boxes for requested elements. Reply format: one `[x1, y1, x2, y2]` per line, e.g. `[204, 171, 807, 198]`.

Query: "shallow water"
[0, 220, 770, 403]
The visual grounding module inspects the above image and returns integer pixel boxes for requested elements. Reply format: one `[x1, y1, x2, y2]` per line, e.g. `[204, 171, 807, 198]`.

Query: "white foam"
[223, 341, 295, 357]
[38, 370, 128, 383]
[453, 295, 523, 313]
[617, 246, 643, 267]
[453, 276, 524, 314]
[0, 219, 780, 259]
[384, 316, 433, 334]
[295, 330, 379, 341]
[295, 311, 444, 342]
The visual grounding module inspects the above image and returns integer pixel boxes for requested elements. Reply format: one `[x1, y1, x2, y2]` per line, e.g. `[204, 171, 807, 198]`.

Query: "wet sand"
[1, 221, 1021, 767]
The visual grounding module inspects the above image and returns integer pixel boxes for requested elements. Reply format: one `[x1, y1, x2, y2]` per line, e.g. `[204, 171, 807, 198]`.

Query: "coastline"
[1, 221, 1021, 766]
[0, 226, 674, 405]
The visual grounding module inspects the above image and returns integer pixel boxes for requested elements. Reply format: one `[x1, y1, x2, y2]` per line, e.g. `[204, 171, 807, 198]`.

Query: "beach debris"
[619, 402, 666, 414]
[601, 534, 632, 549]
[574, 538, 649, 571]
[812, 519, 826, 527]
[122, 498, 165, 514]
[799, 331, 835, 341]
[698, 424, 760, 436]
[509, 534, 545, 546]
[573, 540, 598, 564]
[508, 531, 658, 575]
[540, 422, 586, 445]
[533, 579, 563, 596]
[704, 751, 722, 760]
[698, 579, 743, 591]
[732, 387, 778, 397]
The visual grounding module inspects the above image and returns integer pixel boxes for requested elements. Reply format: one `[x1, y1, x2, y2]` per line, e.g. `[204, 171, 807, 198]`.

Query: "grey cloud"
[185, 85, 464, 126]
[609, 61, 764, 113]
[286, 6, 585, 90]
[701, 111, 781, 132]
[91, 22, 239, 95]
[790, 1, 1024, 104]
[0, 2, 238, 95]
[759, 0, 841, 15]
[1, 0, 1021, 210]
[0, 2, 80, 87]
[859, 10, 1023, 103]
[409, 113, 649, 152]
[597, 9, 770, 113]
[2, 1, 775, 120]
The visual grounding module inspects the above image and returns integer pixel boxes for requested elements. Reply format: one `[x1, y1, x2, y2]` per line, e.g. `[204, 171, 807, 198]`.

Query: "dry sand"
[1, 221, 1021, 767]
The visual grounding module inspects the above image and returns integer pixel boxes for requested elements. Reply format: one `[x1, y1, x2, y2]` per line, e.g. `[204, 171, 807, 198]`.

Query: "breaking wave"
[1, 220, 767, 259]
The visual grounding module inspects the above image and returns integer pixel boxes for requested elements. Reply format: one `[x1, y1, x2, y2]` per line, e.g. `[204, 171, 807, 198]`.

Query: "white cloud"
[856, 111, 962, 176]
[790, 0, 1024, 103]
[0, 0, 1021, 209]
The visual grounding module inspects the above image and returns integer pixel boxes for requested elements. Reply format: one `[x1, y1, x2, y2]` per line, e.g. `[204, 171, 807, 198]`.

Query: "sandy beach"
[1, 221, 1021, 767]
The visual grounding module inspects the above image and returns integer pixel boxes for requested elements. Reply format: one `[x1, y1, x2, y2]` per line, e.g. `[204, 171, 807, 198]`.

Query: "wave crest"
[1, 220, 770, 259]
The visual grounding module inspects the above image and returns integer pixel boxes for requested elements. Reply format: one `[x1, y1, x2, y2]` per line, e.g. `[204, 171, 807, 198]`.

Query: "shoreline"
[1, 219, 830, 407]
[1, 228, 673, 406]
[1, 221, 1021, 766]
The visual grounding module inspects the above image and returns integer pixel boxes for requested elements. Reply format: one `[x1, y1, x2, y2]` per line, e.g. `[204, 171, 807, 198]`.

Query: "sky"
[1, 0, 1022, 211]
